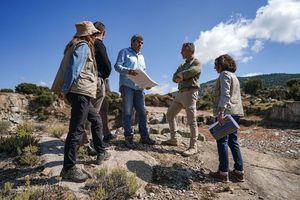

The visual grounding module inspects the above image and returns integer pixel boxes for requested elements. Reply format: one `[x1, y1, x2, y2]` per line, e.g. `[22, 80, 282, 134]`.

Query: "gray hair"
[131, 34, 144, 43]
[182, 43, 195, 53]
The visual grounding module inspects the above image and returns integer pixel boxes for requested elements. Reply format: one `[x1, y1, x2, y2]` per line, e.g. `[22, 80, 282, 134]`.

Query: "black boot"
[125, 135, 136, 149]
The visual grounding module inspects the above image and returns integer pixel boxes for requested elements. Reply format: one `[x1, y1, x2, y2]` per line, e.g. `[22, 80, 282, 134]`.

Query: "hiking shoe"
[103, 133, 117, 143]
[161, 138, 178, 146]
[140, 137, 156, 145]
[209, 171, 229, 183]
[95, 151, 111, 165]
[60, 166, 88, 182]
[86, 145, 97, 156]
[125, 136, 136, 149]
[230, 169, 245, 182]
[182, 147, 198, 157]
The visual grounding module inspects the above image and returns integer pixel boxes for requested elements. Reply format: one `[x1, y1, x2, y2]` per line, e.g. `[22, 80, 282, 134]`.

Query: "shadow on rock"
[112, 139, 182, 155]
[152, 163, 207, 190]
[126, 160, 153, 183]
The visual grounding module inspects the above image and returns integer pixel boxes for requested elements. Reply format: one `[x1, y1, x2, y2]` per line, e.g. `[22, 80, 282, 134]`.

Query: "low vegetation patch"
[0, 178, 76, 200]
[0, 121, 10, 135]
[50, 126, 67, 138]
[0, 123, 39, 156]
[19, 145, 41, 166]
[0, 88, 14, 93]
[85, 167, 139, 200]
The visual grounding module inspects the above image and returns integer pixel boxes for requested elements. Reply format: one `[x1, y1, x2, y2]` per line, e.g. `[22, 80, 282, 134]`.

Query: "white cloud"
[149, 83, 177, 95]
[162, 75, 169, 79]
[240, 56, 253, 63]
[241, 72, 263, 77]
[194, 0, 300, 64]
[39, 81, 47, 86]
[251, 40, 264, 53]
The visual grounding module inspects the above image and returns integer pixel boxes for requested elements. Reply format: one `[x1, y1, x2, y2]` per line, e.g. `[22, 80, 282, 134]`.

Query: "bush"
[0, 124, 39, 156]
[15, 83, 51, 95]
[17, 123, 34, 135]
[287, 78, 300, 101]
[50, 126, 67, 138]
[0, 121, 10, 135]
[0, 88, 14, 93]
[34, 93, 55, 107]
[77, 146, 88, 159]
[243, 79, 263, 95]
[197, 93, 214, 110]
[0, 180, 76, 200]
[86, 167, 139, 200]
[19, 145, 41, 166]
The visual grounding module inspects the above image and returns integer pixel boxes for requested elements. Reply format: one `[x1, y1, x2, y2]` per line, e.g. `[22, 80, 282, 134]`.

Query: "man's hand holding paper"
[127, 68, 158, 89]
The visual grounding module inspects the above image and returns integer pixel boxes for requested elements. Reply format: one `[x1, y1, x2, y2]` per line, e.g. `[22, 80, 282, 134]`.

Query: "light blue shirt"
[61, 43, 89, 93]
[114, 47, 146, 91]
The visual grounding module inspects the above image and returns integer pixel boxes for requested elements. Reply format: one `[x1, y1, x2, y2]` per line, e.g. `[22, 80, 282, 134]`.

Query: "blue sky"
[0, 0, 299, 94]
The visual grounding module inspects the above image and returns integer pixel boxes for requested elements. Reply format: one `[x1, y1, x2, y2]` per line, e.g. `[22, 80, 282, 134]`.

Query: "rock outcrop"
[268, 101, 300, 123]
[0, 93, 29, 124]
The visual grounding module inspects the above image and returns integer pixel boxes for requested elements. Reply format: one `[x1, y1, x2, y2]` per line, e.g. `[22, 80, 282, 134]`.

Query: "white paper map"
[128, 68, 158, 89]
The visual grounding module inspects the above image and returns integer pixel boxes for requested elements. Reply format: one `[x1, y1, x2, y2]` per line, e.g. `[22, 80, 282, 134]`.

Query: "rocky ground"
[0, 117, 299, 199]
[0, 95, 299, 199]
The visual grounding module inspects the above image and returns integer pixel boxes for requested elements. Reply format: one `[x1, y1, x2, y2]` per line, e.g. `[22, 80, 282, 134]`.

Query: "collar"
[129, 47, 141, 55]
[185, 57, 195, 65]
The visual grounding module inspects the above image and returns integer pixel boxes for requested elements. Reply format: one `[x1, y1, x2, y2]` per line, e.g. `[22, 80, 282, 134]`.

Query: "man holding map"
[114, 34, 156, 149]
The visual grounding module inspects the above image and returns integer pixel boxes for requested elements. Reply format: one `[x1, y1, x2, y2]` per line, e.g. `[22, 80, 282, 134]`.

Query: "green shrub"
[287, 78, 300, 101]
[0, 124, 39, 156]
[196, 100, 213, 110]
[86, 167, 139, 200]
[1, 182, 14, 196]
[35, 93, 55, 107]
[0, 121, 10, 135]
[0, 181, 76, 200]
[243, 79, 263, 95]
[17, 123, 34, 135]
[19, 145, 41, 166]
[50, 126, 67, 138]
[77, 146, 88, 159]
[15, 83, 51, 95]
[0, 88, 14, 93]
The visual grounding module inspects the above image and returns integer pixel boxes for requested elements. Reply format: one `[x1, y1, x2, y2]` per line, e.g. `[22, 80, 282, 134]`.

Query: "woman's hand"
[59, 92, 66, 100]
[217, 112, 225, 125]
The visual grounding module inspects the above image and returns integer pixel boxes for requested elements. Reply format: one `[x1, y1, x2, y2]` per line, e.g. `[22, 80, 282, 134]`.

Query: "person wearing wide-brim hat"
[51, 21, 110, 182]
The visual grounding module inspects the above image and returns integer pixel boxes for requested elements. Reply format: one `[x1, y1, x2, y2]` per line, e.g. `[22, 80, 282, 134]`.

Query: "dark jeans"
[217, 115, 243, 172]
[100, 96, 110, 136]
[120, 85, 149, 138]
[63, 93, 105, 170]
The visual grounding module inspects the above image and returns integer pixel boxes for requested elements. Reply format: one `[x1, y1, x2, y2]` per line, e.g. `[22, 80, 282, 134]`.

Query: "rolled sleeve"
[114, 49, 130, 75]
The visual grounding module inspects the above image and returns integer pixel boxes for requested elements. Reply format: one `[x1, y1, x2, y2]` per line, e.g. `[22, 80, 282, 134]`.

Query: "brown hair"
[94, 21, 105, 33]
[214, 54, 237, 73]
[64, 34, 96, 56]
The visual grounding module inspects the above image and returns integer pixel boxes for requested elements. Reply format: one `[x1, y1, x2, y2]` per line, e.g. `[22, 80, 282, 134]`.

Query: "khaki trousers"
[82, 77, 106, 144]
[167, 89, 198, 147]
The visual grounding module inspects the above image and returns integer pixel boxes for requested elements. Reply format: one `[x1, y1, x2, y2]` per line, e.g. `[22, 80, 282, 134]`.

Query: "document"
[128, 68, 158, 89]
[208, 114, 240, 140]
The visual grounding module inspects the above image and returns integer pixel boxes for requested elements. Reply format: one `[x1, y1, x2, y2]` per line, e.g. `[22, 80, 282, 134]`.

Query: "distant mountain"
[200, 73, 300, 95]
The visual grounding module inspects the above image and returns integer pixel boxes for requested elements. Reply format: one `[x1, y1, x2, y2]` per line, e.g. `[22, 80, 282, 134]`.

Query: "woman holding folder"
[210, 54, 245, 183]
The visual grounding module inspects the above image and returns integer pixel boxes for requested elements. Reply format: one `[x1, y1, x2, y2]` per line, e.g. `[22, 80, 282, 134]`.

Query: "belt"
[179, 87, 198, 92]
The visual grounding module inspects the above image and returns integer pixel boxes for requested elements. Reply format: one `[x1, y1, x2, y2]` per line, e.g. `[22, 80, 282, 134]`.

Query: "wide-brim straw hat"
[75, 21, 100, 37]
